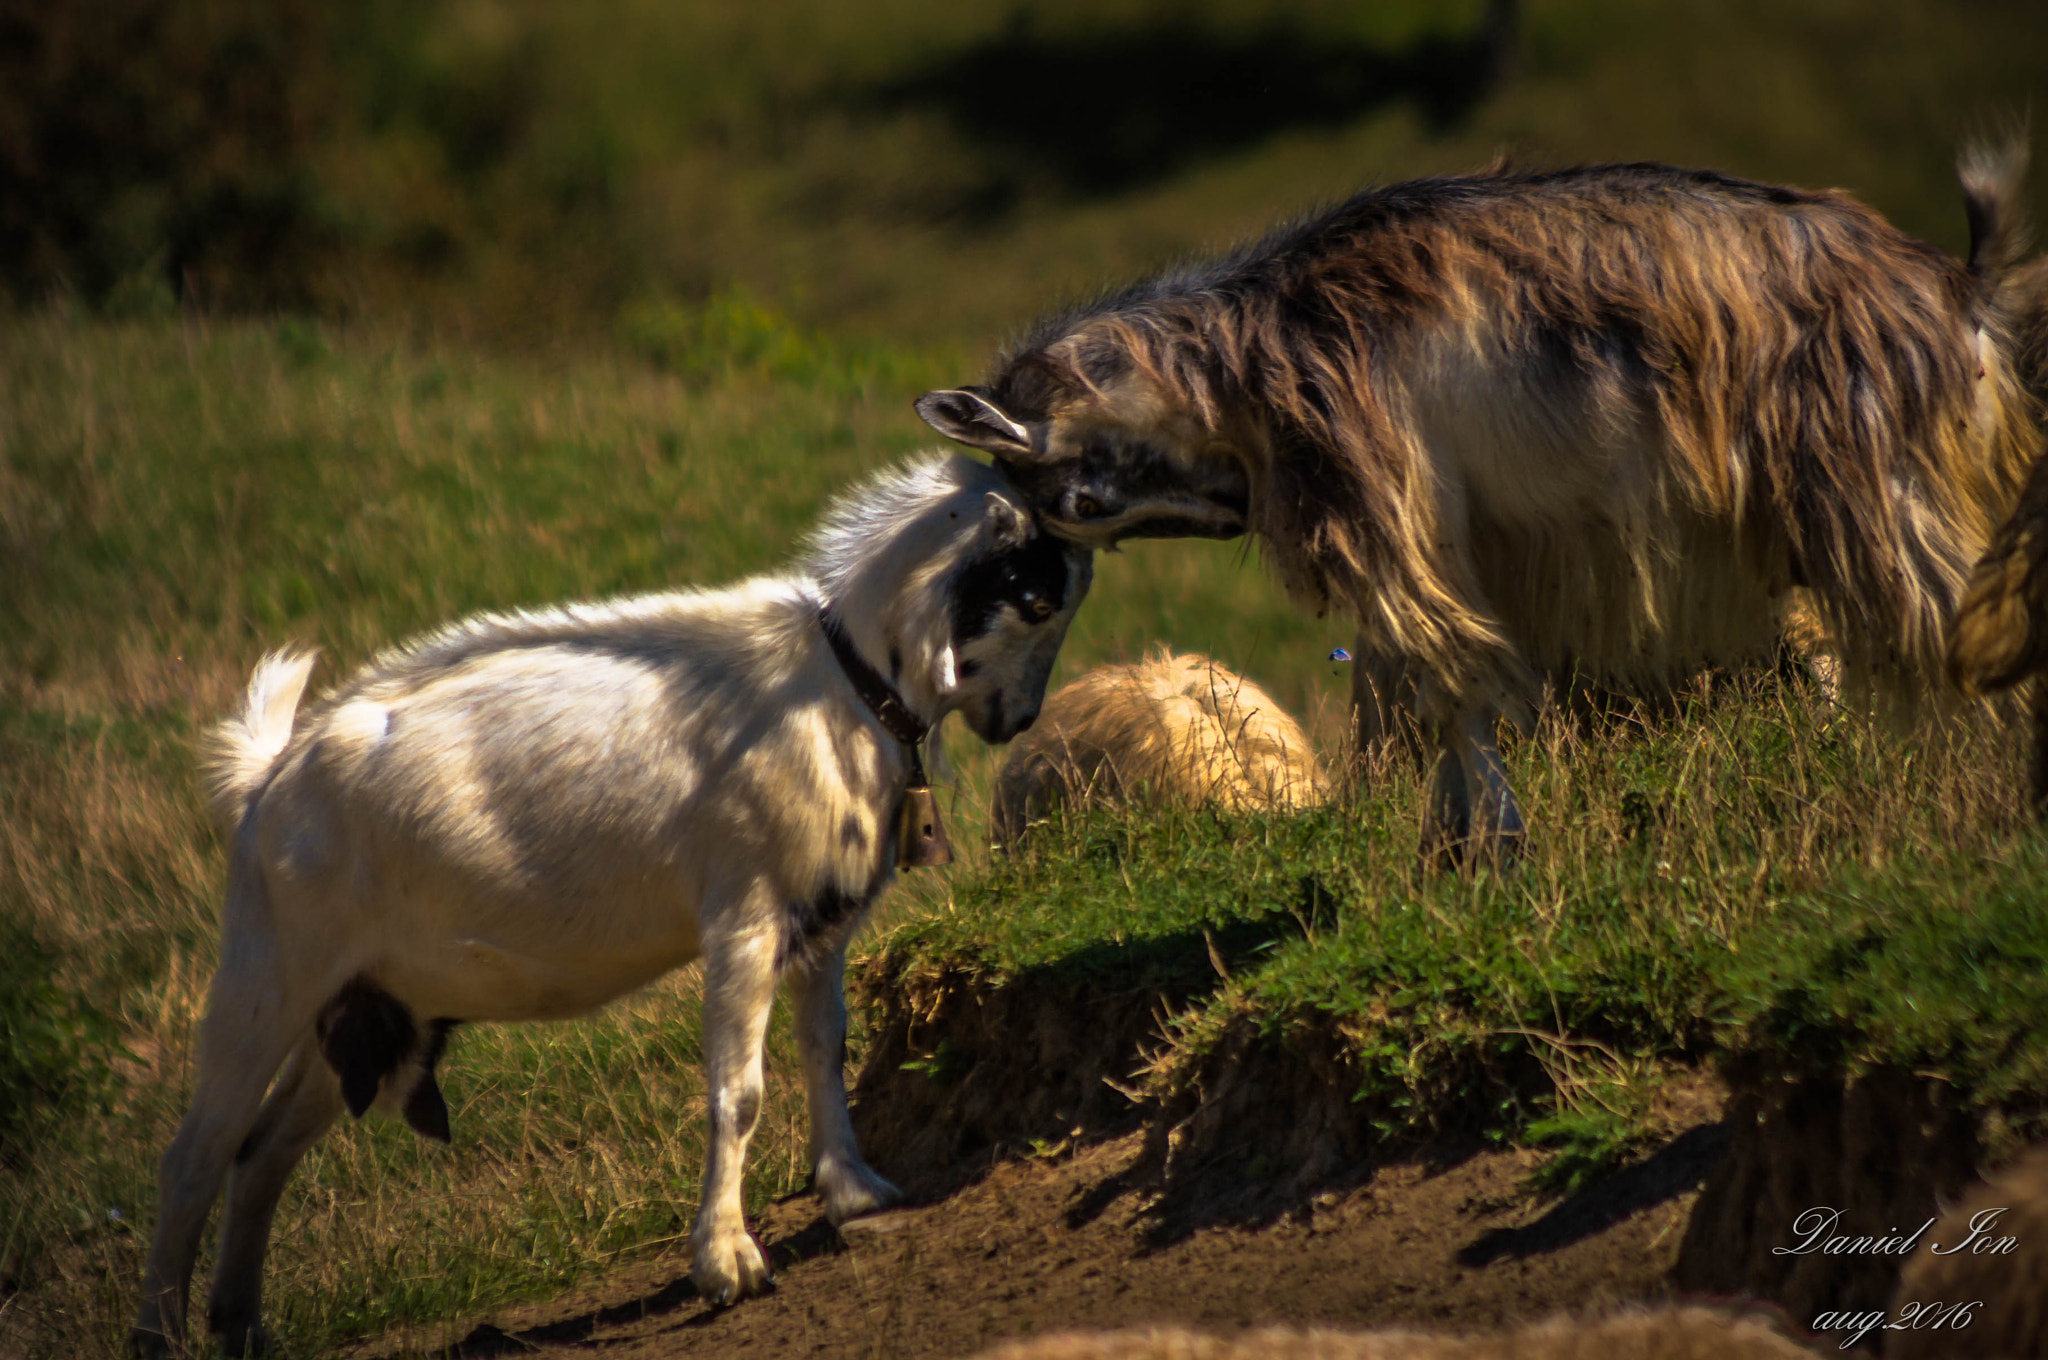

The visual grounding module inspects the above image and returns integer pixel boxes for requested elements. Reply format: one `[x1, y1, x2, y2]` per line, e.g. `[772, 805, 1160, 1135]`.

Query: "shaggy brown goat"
[1943, 247, 2048, 808]
[990, 648, 1326, 845]
[961, 1306, 1816, 1359]
[924, 149, 2042, 858]
[1948, 249, 2048, 675]
[1885, 1143, 2048, 1359]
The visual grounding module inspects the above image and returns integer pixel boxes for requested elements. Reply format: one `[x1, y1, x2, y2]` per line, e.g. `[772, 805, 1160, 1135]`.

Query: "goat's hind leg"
[133, 942, 315, 1356]
[789, 943, 899, 1223]
[206, 1035, 345, 1357]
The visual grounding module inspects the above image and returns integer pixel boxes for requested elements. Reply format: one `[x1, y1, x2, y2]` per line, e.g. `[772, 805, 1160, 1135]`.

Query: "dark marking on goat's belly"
[315, 977, 459, 1143]
[404, 1019, 459, 1144]
[318, 977, 415, 1119]
[783, 883, 881, 965]
[840, 815, 868, 852]
[788, 885, 872, 942]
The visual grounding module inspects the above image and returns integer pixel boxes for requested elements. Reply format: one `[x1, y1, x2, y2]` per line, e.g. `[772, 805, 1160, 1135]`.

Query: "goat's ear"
[916, 387, 1037, 460]
[934, 643, 959, 696]
[983, 491, 1031, 550]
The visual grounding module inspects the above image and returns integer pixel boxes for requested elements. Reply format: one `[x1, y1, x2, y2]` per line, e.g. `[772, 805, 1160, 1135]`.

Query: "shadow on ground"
[1457, 1122, 1730, 1265]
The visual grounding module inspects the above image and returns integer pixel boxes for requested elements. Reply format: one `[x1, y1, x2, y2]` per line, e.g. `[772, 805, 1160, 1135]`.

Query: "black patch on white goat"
[950, 531, 1074, 640]
[314, 978, 457, 1143]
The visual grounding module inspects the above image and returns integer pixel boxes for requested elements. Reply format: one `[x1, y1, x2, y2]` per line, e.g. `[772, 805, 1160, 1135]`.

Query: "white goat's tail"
[206, 648, 317, 821]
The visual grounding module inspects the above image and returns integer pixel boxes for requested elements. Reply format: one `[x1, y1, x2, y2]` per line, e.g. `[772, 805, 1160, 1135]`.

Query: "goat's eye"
[1071, 493, 1100, 519]
[1022, 592, 1053, 621]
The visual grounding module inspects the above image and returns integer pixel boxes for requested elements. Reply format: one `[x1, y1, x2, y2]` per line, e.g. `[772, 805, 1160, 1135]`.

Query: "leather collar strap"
[818, 607, 931, 783]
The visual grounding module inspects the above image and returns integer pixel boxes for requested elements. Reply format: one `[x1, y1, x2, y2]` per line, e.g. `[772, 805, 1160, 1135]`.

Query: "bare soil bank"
[351, 969, 2002, 1358]
[355, 1129, 1737, 1360]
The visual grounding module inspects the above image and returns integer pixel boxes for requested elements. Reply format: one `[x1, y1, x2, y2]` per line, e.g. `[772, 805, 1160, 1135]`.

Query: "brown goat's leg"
[1349, 641, 1427, 776]
[1420, 707, 1524, 871]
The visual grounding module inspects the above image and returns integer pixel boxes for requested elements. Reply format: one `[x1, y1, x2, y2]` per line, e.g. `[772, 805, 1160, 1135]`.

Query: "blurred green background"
[6, 0, 2044, 347]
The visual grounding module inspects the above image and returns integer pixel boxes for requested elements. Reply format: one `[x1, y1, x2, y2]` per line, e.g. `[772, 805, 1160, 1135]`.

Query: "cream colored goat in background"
[1886, 1142, 2048, 1360]
[991, 648, 1326, 846]
[960, 1306, 1817, 1359]
[130, 453, 1094, 1357]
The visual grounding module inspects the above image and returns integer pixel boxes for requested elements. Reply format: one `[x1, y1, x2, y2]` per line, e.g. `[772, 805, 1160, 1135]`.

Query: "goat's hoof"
[128, 1326, 176, 1360]
[217, 1319, 271, 1357]
[691, 1227, 773, 1307]
[208, 1300, 270, 1357]
[1420, 823, 1527, 874]
[819, 1157, 902, 1225]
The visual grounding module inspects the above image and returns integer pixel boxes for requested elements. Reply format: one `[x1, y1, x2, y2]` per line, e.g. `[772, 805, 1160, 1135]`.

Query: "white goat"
[130, 454, 1094, 1357]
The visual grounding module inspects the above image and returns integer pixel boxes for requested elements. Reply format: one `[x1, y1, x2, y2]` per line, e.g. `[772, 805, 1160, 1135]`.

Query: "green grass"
[5, 311, 2044, 1356]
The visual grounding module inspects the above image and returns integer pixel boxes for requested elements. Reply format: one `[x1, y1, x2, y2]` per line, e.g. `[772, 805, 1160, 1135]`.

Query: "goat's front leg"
[1348, 637, 1427, 771]
[1420, 704, 1526, 868]
[690, 913, 780, 1306]
[789, 942, 899, 1223]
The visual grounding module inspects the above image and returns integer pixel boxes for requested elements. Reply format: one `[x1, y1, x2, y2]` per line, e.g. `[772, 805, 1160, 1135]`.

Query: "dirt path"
[357, 1126, 1728, 1360]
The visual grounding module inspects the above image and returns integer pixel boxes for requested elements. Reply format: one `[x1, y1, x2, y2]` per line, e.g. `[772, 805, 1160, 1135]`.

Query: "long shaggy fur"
[963, 1306, 1816, 1359]
[1886, 1143, 2048, 1360]
[1949, 249, 2048, 695]
[939, 152, 2043, 726]
[991, 649, 1326, 845]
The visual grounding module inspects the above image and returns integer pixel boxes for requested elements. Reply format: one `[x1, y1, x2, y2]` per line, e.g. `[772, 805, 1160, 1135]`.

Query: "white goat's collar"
[817, 606, 953, 868]
[816, 607, 929, 775]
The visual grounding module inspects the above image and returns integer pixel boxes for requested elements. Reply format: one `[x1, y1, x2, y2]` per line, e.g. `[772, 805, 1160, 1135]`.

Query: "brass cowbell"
[897, 784, 953, 867]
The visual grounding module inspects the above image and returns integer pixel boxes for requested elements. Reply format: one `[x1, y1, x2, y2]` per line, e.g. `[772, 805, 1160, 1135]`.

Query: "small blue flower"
[1328, 648, 1352, 662]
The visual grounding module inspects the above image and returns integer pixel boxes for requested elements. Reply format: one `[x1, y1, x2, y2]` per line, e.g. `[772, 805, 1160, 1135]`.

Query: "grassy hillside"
[866, 678, 2048, 1194]
[8, 5, 2048, 1353]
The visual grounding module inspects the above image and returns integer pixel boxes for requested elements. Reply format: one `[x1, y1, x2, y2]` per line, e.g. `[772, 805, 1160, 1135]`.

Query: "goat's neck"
[828, 611, 950, 732]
